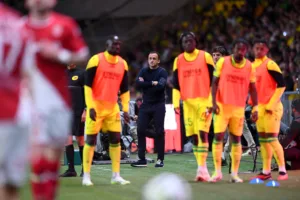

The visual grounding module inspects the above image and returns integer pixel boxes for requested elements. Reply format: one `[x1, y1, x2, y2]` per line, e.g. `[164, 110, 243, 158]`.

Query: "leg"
[76, 134, 85, 177]
[1, 123, 30, 200]
[136, 104, 151, 161]
[105, 105, 130, 185]
[153, 103, 166, 165]
[210, 103, 228, 182]
[228, 108, 245, 183]
[60, 136, 77, 177]
[194, 103, 213, 181]
[82, 108, 102, 186]
[264, 103, 287, 180]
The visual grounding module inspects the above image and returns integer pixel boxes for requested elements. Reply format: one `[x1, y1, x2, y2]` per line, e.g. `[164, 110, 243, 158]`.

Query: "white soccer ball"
[142, 173, 192, 200]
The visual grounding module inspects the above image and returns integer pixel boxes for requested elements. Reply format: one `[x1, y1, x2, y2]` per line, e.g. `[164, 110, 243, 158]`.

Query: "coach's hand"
[251, 111, 258, 122]
[212, 103, 220, 114]
[123, 112, 130, 124]
[89, 108, 97, 121]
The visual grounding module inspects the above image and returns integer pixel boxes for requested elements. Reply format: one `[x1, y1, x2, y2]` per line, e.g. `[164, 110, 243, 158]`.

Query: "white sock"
[231, 172, 237, 177]
[222, 152, 225, 160]
[279, 166, 286, 173]
[263, 170, 271, 175]
[112, 172, 120, 178]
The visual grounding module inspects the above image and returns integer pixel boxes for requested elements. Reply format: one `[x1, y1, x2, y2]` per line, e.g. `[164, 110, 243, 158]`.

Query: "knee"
[214, 132, 225, 142]
[76, 136, 85, 146]
[200, 131, 208, 143]
[192, 135, 199, 146]
[86, 135, 97, 146]
[108, 132, 121, 144]
[230, 135, 241, 143]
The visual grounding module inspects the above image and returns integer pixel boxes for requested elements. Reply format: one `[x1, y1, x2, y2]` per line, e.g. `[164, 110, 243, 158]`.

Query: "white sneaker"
[195, 168, 210, 182]
[230, 175, 243, 183]
[111, 176, 131, 185]
[82, 173, 94, 186]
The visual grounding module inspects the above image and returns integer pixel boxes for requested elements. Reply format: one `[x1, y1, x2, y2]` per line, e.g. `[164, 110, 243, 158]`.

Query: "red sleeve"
[63, 18, 87, 53]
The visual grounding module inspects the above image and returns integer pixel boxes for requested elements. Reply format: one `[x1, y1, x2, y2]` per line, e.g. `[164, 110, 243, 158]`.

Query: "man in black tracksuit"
[131, 51, 168, 168]
[60, 64, 86, 177]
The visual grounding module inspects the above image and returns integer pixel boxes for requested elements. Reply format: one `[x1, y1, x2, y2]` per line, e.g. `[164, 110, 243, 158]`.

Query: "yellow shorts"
[256, 102, 283, 133]
[183, 101, 212, 137]
[85, 102, 121, 135]
[213, 103, 245, 136]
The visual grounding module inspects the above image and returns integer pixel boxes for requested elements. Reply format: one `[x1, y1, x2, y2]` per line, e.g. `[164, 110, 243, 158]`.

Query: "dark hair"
[179, 31, 198, 52]
[212, 46, 229, 56]
[148, 51, 160, 60]
[292, 99, 300, 112]
[253, 38, 269, 48]
[232, 38, 249, 48]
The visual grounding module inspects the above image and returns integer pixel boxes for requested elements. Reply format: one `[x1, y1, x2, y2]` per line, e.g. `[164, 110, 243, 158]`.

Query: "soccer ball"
[142, 173, 192, 200]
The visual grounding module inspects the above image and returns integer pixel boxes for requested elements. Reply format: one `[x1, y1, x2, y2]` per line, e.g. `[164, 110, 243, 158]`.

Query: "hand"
[81, 109, 86, 122]
[212, 103, 220, 114]
[174, 108, 180, 114]
[207, 107, 213, 114]
[152, 81, 158, 86]
[38, 41, 60, 61]
[123, 112, 130, 124]
[89, 108, 96, 121]
[251, 111, 258, 122]
[265, 109, 273, 115]
[139, 77, 144, 82]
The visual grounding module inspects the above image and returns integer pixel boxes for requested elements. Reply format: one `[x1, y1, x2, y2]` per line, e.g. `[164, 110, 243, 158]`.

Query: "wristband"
[58, 49, 72, 64]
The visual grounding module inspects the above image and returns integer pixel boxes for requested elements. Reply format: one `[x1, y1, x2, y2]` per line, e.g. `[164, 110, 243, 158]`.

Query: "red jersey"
[0, 3, 32, 120]
[24, 12, 88, 112]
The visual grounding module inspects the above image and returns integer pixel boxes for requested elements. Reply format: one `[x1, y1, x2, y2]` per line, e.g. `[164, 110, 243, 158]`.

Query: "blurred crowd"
[126, 0, 300, 100]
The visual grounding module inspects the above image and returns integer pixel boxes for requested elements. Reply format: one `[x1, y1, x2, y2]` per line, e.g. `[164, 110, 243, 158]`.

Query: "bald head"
[106, 35, 121, 56]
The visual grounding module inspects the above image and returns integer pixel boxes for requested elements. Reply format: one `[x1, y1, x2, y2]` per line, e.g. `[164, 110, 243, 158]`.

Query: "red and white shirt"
[24, 12, 88, 113]
[0, 3, 33, 121]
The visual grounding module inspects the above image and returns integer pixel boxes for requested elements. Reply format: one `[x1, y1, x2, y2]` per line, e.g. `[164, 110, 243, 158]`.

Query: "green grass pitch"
[21, 153, 300, 200]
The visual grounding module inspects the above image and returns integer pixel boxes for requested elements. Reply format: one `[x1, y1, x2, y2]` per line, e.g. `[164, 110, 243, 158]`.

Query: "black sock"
[79, 145, 84, 164]
[66, 145, 75, 171]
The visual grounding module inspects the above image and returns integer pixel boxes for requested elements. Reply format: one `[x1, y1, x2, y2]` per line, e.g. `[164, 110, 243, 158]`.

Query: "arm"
[249, 65, 258, 121]
[150, 69, 168, 92]
[84, 55, 98, 109]
[120, 61, 130, 113]
[281, 121, 300, 148]
[205, 52, 215, 107]
[211, 58, 224, 112]
[172, 57, 181, 109]
[266, 61, 286, 110]
[136, 68, 152, 89]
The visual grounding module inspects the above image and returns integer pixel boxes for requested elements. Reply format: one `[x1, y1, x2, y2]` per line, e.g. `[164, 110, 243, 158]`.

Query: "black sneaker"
[155, 159, 164, 168]
[222, 159, 228, 166]
[80, 168, 83, 177]
[60, 169, 77, 177]
[131, 159, 147, 167]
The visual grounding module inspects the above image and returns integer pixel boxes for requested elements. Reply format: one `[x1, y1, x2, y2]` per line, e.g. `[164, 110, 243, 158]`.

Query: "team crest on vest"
[72, 75, 78, 81]
[52, 24, 63, 38]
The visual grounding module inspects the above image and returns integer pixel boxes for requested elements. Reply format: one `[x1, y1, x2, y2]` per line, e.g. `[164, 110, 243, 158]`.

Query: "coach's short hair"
[212, 46, 229, 56]
[148, 51, 160, 60]
[232, 38, 249, 48]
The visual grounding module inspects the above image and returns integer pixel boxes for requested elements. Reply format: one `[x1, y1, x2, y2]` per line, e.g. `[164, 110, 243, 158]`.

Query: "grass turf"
[21, 153, 300, 200]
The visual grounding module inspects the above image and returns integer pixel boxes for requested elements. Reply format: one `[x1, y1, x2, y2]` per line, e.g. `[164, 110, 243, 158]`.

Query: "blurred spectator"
[125, 0, 300, 93]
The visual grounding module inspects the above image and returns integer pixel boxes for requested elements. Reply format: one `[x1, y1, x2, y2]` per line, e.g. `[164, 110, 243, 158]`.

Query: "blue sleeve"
[151, 69, 168, 91]
[136, 68, 152, 89]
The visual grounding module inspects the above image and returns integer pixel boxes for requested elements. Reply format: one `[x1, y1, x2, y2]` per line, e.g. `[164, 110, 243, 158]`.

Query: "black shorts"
[71, 116, 85, 136]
